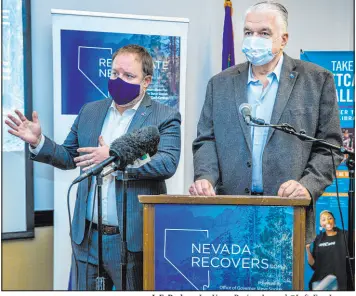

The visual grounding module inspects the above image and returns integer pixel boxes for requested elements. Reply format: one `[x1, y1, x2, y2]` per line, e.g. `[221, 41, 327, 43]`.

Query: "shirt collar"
[109, 92, 145, 113]
[247, 54, 284, 84]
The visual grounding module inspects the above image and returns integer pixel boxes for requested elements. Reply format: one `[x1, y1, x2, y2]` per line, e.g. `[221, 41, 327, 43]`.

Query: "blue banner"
[60, 30, 181, 114]
[154, 204, 294, 291]
[300, 51, 354, 168]
[300, 51, 354, 289]
[300, 52, 354, 129]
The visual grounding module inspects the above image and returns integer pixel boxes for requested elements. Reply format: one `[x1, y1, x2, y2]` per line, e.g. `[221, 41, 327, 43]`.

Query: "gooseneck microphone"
[239, 103, 266, 125]
[239, 103, 252, 124]
[72, 126, 160, 184]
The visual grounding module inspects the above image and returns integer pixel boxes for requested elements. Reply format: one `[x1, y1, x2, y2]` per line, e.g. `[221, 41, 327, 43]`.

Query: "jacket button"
[247, 161, 252, 167]
[245, 188, 250, 194]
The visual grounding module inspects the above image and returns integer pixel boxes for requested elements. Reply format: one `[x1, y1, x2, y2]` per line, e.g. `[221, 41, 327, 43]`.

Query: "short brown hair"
[112, 44, 153, 77]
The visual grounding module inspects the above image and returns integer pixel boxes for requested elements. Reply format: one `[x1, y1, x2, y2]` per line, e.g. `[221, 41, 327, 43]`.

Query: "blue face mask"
[242, 36, 277, 66]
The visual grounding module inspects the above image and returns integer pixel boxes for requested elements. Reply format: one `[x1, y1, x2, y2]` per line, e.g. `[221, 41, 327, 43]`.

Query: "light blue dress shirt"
[247, 55, 284, 193]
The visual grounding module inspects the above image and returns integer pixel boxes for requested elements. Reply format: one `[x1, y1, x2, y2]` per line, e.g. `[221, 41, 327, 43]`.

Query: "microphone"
[238, 103, 266, 125]
[109, 125, 159, 170]
[72, 126, 160, 184]
[239, 103, 252, 124]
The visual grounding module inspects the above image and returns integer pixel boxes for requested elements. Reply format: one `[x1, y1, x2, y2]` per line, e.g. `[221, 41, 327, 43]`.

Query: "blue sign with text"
[300, 51, 354, 289]
[301, 51, 354, 129]
[60, 30, 181, 114]
[154, 204, 294, 291]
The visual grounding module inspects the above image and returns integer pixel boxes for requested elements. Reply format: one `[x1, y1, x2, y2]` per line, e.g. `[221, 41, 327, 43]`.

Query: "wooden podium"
[138, 195, 310, 291]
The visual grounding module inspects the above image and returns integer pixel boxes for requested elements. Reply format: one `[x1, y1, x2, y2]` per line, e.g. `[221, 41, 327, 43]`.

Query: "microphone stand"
[248, 118, 355, 290]
[97, 158, 149, 290]
[94, 165, 121, 291]
[95, 172, 105, 290]
[346, 156, 355, 290]
[121, 169, 128, 291]
[103, 166, 129, 290]
[94, 156, 151, 290]
[99, 164, 129, 290]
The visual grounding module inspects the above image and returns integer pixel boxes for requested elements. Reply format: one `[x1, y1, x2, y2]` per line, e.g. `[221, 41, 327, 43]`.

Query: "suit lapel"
[234, 62, 252, 152]
[85, 98, 111, 191]
[88, 98, 112, 146]
[266, 54, 298, 145]
[127, 93, 152, 133]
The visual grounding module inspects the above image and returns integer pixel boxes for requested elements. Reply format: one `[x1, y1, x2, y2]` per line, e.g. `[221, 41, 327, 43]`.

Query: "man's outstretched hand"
[5, 110, 42, 147]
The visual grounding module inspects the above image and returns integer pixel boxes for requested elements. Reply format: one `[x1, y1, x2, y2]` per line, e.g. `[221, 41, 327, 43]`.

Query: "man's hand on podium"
[278, 180, 311, 200]
[188, 179, 311, 200]
[189, 179, 216, 196]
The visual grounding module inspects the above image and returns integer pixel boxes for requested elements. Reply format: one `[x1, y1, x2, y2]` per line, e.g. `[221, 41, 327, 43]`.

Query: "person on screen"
[306, 210, 349, 290]
[189, 0, 343, 244]
[5, 44, 181, 290]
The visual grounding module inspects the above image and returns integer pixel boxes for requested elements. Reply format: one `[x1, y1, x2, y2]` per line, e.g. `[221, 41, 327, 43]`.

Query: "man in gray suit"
[189, 1, 343, 242]
[6, 44, 181, 290]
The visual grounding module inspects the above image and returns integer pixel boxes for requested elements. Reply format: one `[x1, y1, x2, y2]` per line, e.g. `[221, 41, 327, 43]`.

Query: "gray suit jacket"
[193, 53, 343, 243]
[32, 94, 181, 251]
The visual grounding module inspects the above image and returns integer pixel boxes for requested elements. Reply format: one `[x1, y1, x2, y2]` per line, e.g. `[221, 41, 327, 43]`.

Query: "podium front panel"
[143, 203, 305, 291]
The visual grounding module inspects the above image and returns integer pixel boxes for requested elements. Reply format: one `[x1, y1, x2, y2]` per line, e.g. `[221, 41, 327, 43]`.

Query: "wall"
[2, 0, 353, 290]
[232, 0, 354, 63]
[2, 227, 54, 290]
[31, 0, 354, 211]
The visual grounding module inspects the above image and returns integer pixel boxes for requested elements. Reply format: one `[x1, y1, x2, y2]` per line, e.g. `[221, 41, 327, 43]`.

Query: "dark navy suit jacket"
[32, 94, 181, 252]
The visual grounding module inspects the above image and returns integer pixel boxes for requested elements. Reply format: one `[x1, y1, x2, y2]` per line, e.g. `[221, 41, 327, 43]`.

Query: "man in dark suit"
[6, 44, 181, 290]
[189, 1, 343, 243]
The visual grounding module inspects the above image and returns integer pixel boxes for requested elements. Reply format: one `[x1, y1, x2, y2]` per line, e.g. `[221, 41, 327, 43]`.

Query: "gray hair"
[245, 1, 288, 33]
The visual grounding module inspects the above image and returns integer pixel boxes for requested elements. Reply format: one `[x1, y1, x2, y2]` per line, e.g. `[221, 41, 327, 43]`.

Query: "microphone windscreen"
[109, 126, 160, 170]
